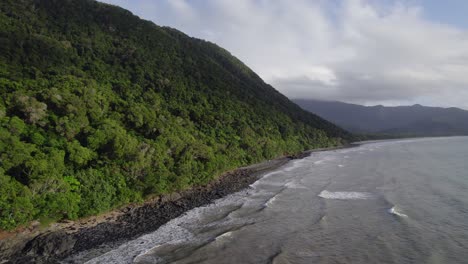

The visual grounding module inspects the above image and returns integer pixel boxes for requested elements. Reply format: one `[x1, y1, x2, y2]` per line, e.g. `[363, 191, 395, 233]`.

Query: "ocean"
[70, 137, 468, 264]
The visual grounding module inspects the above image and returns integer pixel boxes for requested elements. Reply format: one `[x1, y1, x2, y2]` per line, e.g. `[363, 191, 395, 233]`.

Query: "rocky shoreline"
[1, 157, 291, 263]
[0, 145, 353, 264]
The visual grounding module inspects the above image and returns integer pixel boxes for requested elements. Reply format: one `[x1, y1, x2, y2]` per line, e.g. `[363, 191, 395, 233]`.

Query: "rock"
[0, 235, 25, 263]
[169, 192, 182, 201]
[150, 196, 160, 204]
[18, 230, 76, 263]
[1, 152, 298, 263]
[287, 151, 311, 160]
[160, 194, 171, 203]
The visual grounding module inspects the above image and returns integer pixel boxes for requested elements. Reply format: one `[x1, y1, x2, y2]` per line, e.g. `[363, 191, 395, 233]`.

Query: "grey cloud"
[100, 0, 468, 109]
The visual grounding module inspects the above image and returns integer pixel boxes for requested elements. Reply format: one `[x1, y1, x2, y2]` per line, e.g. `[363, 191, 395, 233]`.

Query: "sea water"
[67, 137, 468, 264]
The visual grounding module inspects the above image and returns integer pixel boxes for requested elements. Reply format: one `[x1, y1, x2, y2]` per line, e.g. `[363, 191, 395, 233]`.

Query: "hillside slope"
[0, 0, 351, 230]
[294, 99, 468, 136]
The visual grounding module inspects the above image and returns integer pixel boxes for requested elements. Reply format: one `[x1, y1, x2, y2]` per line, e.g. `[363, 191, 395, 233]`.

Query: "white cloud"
[100, 0, 468, 109]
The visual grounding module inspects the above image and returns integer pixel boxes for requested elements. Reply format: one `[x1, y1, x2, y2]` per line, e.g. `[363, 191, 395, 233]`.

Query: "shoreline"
[1, 144, 357, 263]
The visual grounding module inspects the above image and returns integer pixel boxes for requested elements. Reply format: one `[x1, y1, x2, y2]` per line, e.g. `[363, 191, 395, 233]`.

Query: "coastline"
[0, 144, 357, 263]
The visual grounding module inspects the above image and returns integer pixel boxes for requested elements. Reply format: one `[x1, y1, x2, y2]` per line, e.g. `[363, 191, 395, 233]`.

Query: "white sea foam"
[338, 164, 344, 168]
[388, 206, 408, 218]
[265, 196, 277, 207]
[215, 231, 233, 241]
[249, 180, 283, 188]
[283, 161, 302, 171]
[285, 181, 308, 189]
[133, 252, 164, 264]
[81, 190, 251, 264]
[249, 181, 260, 188]
[259, 171, 281, 179]
[84, 224, 194, 264]
[318, 190, 373, 200]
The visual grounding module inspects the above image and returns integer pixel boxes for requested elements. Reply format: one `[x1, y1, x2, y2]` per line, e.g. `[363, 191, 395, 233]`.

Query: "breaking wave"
[388, 206, 408, 218]
[318, 190, 373, 200]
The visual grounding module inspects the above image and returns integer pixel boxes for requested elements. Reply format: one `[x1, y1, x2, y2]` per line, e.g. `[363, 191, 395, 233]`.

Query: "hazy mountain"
[293, 99, 468, 136]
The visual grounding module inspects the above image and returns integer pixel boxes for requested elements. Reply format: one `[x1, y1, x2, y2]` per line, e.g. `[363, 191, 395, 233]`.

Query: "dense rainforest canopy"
[0, 0, 352, 230]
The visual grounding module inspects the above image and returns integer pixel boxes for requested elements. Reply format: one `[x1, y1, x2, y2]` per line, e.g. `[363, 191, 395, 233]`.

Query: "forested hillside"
[0, 0, 351, 230]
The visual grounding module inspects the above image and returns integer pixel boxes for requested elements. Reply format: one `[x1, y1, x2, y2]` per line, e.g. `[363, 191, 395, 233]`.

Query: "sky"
[99, 0, 468, 109]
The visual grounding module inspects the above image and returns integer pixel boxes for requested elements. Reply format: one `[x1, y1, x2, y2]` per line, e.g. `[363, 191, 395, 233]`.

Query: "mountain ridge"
[293, 99, 468, 136]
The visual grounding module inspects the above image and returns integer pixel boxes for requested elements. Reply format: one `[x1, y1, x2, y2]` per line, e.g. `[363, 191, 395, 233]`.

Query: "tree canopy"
[0, 0, 352, 230]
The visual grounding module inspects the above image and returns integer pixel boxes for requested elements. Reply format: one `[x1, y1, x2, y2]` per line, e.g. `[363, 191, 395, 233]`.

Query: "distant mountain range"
[293, 99, 468, 136]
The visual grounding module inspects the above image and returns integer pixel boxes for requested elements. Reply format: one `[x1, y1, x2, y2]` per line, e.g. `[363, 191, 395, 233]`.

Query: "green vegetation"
[0, 0, 352, 230]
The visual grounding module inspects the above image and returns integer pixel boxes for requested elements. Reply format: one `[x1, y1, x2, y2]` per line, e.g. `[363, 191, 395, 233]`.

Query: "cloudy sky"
[100, 0, 468, 109]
